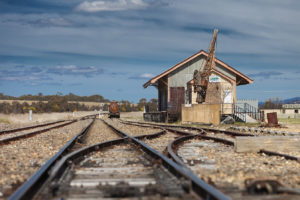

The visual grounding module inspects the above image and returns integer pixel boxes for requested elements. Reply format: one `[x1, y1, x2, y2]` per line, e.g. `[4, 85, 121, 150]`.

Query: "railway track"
[0, 120, 66, 135]
[119, 120, 300, 199]
[9, 118, 230, 200]
[7, 118, 96, 200]
[172, 136, 300, 199]
[120, 120, 300, 161]
[0, 120, 76, 145]
[0, 116, 96, 199]
[7, 117, 299, 200]
[0, 115, 97, 145]
[119, 119, 255, 137]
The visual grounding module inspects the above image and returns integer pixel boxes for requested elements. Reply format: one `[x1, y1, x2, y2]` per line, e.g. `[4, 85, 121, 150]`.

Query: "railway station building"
[143, 50, 254, 123]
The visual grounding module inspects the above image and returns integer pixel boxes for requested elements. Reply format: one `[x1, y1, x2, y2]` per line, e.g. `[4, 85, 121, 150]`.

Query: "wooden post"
[29, 110, 32, 121]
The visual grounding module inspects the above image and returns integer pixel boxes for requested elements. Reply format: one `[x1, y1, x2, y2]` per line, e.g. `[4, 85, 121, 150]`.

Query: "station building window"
[295, 109, 299, 114]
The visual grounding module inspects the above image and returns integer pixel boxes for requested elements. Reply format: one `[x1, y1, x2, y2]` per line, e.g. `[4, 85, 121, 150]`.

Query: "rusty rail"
[259, 149, 300, 162]
[0, 120, 77, 145]
[102, 119, 231, 200]
[120, 119, 254, 137]
[0, 120, 66, 135]
[121, 120, 300, 162]
[8, 119, 96, 200]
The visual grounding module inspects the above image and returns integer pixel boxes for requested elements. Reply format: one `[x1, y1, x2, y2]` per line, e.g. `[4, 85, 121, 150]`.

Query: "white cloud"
[129, 73, 155, 80]
[76, 0, 147, 12]
[48, 65, 104, 77]
[140, 73, 154, 78]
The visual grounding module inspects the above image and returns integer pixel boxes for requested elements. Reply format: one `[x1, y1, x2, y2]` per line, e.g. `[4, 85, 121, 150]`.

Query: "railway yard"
[0, 112, 299, 200]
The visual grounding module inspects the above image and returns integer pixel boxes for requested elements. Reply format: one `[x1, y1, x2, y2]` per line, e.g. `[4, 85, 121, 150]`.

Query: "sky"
[0, 0, 300, 103]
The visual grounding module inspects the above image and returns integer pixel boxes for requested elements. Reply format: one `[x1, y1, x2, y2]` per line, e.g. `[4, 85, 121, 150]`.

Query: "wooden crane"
[193, 28, 218, 103]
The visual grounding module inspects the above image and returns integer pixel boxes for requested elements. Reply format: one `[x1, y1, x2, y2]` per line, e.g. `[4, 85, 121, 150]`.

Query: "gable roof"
[143, 50, 253, 88]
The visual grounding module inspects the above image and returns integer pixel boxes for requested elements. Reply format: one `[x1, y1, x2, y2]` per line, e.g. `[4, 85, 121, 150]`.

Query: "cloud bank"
[248, 71, 283, 79]
[47, 65, 104, 77]
[76, 0, 147, 12]
[129, 73, 155, 80]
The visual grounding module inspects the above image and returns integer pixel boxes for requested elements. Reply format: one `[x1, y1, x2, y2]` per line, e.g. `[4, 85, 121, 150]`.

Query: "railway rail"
[119, 119, 255, 137]
[9, 118, 230, 200]
[0, 120, 76, 145]
[0, 115, 98, 146]
[7, 117, 299, 200]
[120, 120, 300, 161]
[172, 136, 300, 199]
[118, 119, 300, 199]
[0, 120, 65, 135]
[8, 118, 96, 200]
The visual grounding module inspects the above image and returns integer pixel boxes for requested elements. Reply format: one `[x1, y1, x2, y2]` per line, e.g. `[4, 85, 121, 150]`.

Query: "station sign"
[209, 74, 221, 82]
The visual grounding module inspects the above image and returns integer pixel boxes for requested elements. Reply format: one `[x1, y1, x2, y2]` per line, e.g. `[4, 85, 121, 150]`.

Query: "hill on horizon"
[259, 96, 300, 106]
[283, 97, 300, 104]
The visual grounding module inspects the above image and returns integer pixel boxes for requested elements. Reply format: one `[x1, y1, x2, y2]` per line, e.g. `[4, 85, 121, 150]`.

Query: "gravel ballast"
[105, 118, 160, 136]
[0, 119, 92, 198]
[84, 119, 121, 145]
[177, 139, 300, 194]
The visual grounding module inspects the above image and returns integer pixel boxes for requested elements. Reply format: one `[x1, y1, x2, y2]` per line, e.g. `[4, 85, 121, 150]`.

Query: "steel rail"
[119, 120, 300, 197]
[8, 118, 166, 200]
[80, 114, 98, 120]
[167, 128, 234, 146]
[167, 135, 196, 168]
[46, 138, 127, 184]
[8, 118, 95, 200]
[0, 120, 77, 145]
[259, 149, 300, 163]
[120, 119, 254, 137]
[167, 131, 300, 197]
[159, 123, 300, 163]
[167, 134, 234, 168]
[9, 118, 231, 200]
[165, 123, 300, 162]
[120, 120, 194, 136]
[47, 123, 171, 184]
[103, 119, 231, 200]
[0, 120, 66, 135]
[167, 130, 300, 166]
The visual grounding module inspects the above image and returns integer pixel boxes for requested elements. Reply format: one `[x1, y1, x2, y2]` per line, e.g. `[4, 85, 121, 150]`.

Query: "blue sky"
[0, 0, 300, 102]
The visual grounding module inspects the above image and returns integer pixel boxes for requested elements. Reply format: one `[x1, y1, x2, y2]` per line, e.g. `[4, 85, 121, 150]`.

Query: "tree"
[260, 97, 282, 109]
[137, 98, 147, 111]
[148, 98, 158, 112]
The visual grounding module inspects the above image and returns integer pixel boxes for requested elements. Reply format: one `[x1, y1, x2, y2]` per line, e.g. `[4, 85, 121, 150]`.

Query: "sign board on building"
[209, 75, 221, 82]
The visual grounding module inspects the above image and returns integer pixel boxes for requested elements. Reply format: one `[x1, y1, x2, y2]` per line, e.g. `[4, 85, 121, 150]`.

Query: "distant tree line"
[259, 97, 283, 109]
[0, 93, 158, 113]
[118, 98, 158, 112]
[0, 92, 109, 102]
[0, 97, 97, 114]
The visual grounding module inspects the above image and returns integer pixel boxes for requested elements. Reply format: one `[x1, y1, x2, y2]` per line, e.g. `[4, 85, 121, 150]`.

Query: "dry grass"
[0, 118, 10, 124]
[0, 111, 96, 125]
[0, 100, 47, 104]
[278, 118, 300, 124]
